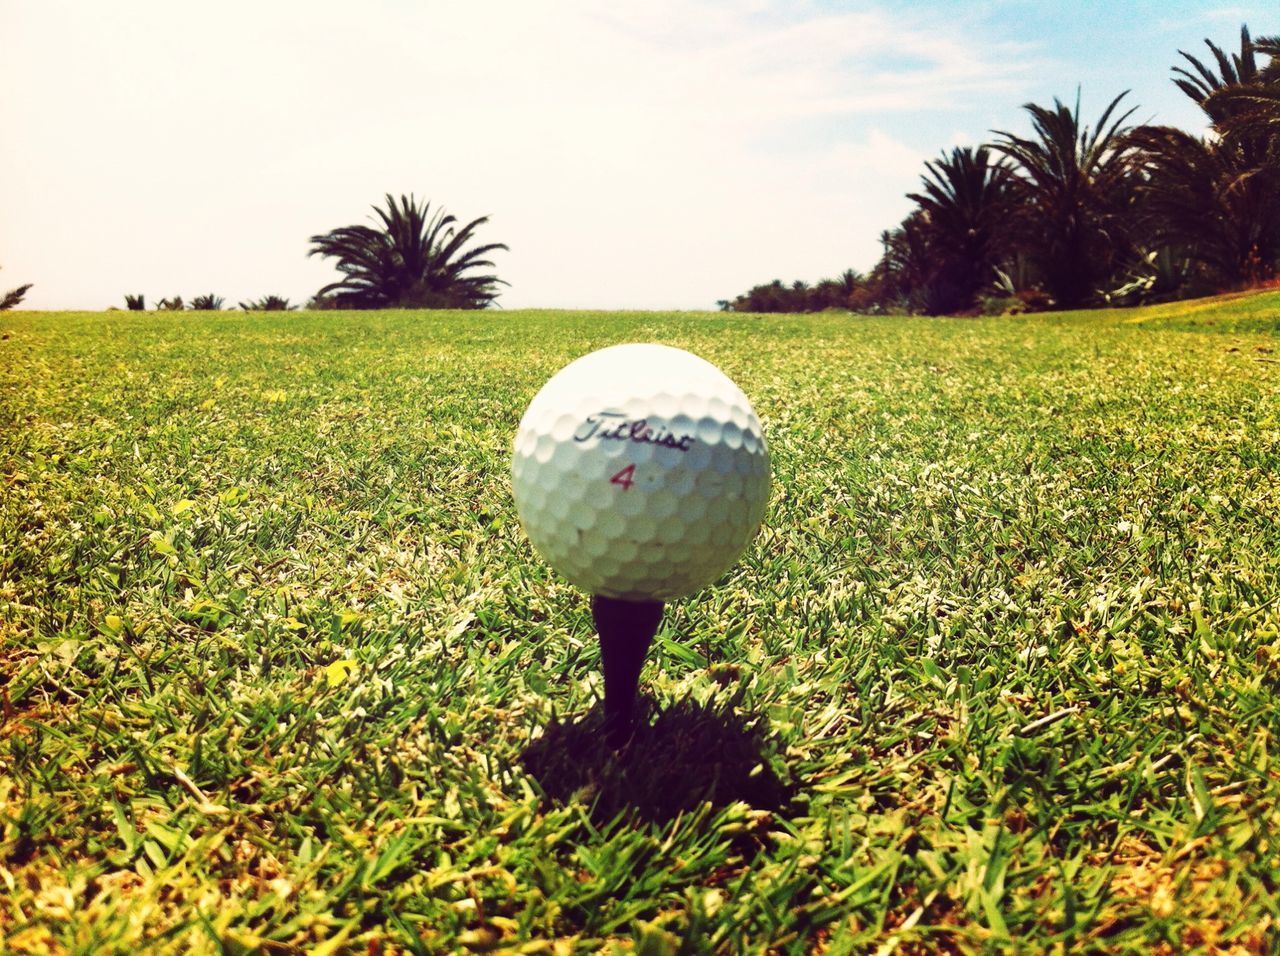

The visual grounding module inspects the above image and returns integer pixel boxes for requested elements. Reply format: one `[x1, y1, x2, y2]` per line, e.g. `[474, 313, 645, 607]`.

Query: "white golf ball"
[512, 343, 770, 600]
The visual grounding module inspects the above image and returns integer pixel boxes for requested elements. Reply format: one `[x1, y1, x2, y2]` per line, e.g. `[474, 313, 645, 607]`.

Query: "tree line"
[112, 193, 507, 313]
[8, 27, 1276, 318]
[120, 294, 301, 312]
[2, 194, 506, 314]
[722, 26, 1280, 316]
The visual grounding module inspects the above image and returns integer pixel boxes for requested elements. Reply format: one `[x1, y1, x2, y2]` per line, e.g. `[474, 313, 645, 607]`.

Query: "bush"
[306, 293, 340, 310]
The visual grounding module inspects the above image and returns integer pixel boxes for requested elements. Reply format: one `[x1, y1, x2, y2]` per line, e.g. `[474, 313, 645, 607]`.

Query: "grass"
[1, 292, 1278, 954]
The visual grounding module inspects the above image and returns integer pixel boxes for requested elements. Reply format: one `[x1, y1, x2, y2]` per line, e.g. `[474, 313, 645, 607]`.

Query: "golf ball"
[512, 343, 770, 600]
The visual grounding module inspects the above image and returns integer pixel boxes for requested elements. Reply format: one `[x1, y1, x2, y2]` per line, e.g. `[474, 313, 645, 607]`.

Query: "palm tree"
[1127, 27, 1280, 289]
[308, 194, 508, 309]
[239, 295, 297, 311]
[124, 294, 145, 311]
[906, 146, 1015, 313]
[190, 294, 224, 310]
[879, 210, 945, 313]
[1126, 125, 1280, 288]
[993, 92, 1139, 309]
[810, 269, 865, 310]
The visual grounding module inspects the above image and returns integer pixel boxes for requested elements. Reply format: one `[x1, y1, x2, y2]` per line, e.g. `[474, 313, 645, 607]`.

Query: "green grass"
[1, 293, 1278, 954]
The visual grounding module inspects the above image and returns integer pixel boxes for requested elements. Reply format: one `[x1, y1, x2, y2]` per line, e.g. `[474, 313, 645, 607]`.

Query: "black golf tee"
[591, 595, 664, 745]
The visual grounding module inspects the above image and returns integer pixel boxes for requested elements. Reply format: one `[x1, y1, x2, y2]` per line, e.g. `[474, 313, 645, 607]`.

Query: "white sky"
[2, 0, 1276, 310]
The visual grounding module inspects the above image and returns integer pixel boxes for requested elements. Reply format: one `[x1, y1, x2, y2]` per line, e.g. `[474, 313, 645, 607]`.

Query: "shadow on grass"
[520, 695, 797, 824]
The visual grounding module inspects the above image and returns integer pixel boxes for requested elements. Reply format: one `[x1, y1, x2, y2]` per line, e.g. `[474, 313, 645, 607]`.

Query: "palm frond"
[1173, 26, 1261, 122]
[1, 283, 32, 311]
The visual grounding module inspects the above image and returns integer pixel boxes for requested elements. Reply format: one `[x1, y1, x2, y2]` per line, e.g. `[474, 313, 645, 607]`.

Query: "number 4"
[610, 464, 636, 491]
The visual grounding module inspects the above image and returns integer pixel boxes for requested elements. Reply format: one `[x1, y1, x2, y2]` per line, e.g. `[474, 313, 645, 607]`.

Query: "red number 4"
[610, 464, 636, 491]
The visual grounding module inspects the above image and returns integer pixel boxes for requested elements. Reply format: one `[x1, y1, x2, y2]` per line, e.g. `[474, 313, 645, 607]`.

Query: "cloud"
[0, 0, 1038, 310]
[588, 0, 1034, 124]
[1155, 5, 1255, 34]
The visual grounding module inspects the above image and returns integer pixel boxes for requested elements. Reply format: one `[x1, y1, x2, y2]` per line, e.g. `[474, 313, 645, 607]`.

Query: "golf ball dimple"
[511, 343, 771, 601]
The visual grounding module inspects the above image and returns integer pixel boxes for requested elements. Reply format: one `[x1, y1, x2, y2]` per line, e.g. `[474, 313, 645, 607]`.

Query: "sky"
[2, 0, 1277, 311]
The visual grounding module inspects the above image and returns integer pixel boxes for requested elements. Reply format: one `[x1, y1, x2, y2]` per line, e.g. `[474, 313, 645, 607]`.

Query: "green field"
[2, 295, 1278, 954]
